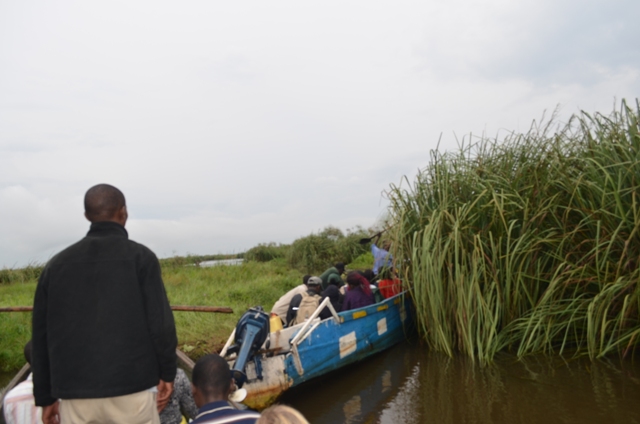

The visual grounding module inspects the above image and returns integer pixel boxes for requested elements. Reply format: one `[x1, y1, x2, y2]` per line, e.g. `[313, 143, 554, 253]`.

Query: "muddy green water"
[280, 341, 640, 424]
[2, 344, 639, 423]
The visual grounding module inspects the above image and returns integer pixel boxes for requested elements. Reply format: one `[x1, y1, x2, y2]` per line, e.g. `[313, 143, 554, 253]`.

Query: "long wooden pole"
[0, 305, 233, 313]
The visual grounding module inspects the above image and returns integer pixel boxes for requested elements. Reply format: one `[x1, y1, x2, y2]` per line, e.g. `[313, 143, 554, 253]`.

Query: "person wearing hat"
[319, 263, 345, 290]
[285, 277, 330, 326]
[269, 275, 311, 324]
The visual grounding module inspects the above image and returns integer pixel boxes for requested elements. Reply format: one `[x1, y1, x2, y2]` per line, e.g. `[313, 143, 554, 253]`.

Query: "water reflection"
[281, 342, 640, 424]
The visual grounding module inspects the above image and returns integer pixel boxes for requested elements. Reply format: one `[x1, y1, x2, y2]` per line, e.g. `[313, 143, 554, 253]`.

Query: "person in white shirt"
[269, 275, 310, 323]
[2, 340, 43, 424]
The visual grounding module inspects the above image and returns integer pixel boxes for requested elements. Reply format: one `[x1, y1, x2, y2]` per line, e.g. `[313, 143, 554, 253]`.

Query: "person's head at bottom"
[257, 405, 310, 424]
[191, 354, 234, 407]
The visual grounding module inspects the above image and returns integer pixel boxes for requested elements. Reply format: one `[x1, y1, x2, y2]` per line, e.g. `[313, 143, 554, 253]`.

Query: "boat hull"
[236, 292, 412, 410]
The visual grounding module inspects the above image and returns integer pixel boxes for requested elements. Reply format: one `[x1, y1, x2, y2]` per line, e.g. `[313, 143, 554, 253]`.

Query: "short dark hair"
[358, 269, 375, 283]
[302, 275, 311, 285]
[335, 263, 345, 272]
[192, 354, 231, 398]
[346, 271, 365, 287]
[24, 340, 32, 365]
[84, 184, 126, 222]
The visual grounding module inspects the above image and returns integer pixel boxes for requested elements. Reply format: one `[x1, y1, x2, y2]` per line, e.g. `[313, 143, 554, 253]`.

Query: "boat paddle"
[358, 230, 385, 245]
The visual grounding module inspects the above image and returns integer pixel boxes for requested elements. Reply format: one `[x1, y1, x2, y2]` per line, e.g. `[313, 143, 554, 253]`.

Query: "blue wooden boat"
[221, 292, 413, 410]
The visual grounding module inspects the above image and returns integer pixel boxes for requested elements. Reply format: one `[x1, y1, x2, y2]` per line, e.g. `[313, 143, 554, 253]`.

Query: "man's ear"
[192, 383, 203, 408]
[116, 205, 128, 226]
[84, 211, 91, 222]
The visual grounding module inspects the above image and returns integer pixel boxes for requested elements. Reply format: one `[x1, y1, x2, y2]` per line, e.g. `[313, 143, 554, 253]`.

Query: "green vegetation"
[0, 264, 44, 285]
[0, 282, 37, 371]
[388, 100, 640, 363]
[0, 225, 375, 373]
[0, 260, 303, 372]
[243, 226, 372, 274]
[244, 243, 290, 262]
[348, 252, 375, 270]
[286, 226, 370, 273]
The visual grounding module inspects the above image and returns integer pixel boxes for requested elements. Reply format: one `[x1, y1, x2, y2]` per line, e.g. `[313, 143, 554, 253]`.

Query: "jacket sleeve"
[138, 249, 177, 382]
[32, 265, 57, 407]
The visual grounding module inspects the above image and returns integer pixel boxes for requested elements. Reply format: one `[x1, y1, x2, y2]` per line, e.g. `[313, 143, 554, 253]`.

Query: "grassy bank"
[388, 100, 640, 363]
[0, 260, 303, 372]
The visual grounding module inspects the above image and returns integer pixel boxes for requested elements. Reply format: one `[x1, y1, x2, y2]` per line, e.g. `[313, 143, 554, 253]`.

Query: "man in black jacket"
[32, 184, 178, 424]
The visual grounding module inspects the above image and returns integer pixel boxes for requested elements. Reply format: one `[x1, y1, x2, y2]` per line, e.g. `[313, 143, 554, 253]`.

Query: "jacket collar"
[87, 221, 128, 238]
[195, 400, 234, 419]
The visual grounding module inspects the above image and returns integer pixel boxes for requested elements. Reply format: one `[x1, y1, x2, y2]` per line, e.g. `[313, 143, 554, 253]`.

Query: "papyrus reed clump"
[388, 100, 640, 363]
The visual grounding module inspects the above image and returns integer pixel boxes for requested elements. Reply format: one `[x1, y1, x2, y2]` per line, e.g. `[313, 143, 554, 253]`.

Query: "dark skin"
[191, 380, 234, 408]
[42, 204, 173, 424]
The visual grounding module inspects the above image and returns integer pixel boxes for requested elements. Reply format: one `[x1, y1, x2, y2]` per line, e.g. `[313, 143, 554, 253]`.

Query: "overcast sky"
[1, 0, 638, 268]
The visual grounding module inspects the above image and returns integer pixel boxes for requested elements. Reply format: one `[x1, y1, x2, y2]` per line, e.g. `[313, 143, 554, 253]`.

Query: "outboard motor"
[228, 306, 270, 388]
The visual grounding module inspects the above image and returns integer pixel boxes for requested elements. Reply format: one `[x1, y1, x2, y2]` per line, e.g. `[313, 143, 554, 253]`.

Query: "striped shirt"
[2, 373, 43, 424]
[191, 401, 260, 424]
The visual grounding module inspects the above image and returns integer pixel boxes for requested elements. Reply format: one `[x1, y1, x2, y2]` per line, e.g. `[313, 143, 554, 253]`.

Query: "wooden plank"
[176, 349, 195, 371]
[170, 306, 233, 313]
[0, 306, 233, 314]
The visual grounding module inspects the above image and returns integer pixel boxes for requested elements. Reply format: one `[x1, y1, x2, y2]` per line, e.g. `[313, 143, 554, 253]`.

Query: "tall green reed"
[388, 100, 640, 363]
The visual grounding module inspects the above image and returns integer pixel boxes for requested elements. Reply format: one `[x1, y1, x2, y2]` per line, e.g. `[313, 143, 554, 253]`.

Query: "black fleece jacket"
[32, 221, 177, 406]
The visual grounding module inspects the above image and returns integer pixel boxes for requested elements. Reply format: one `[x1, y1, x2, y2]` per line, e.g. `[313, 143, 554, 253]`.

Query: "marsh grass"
[0, 264, 44, 285]
[286, 226, 369, 273]
[0, 259, 303, 371]
[388, 100, 640, 363]
[164, 259, 302, 357]
[244, 243, 290, 262]
[0, 282, 37, 371]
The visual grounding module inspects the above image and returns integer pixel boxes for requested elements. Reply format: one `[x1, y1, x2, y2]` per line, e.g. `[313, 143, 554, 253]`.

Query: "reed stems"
[388, 100, 640, 363]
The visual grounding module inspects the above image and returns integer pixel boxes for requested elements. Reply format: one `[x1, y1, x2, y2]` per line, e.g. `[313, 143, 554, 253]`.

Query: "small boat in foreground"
[221, 292, 413, 410]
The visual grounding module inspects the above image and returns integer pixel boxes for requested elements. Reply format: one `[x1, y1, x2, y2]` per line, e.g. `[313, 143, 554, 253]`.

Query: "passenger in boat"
[31, 184, 177, 424]
[256, 405, 310, 424]
[2, 340, 43, 424]
[342, 272, 375, 311]
[378, 267, 402, 298]
[358, 269, 375, 284]
[190, 354, 260, 424]
[286, 276, 330, 326]
[159, 368, 198, 424]
[319, 262, 345, 290]
[371, 238, 393, 276]
[321, 275, 344, 313]
[270, 275, 310, 324]
[355, 269, 384, 302]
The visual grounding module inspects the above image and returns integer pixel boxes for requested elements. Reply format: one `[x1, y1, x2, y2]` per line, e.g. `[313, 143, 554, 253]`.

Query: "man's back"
[32, 221, 177, 405]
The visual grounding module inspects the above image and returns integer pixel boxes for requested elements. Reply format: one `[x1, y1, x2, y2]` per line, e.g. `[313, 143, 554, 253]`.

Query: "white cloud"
[0, 0, 638, 267]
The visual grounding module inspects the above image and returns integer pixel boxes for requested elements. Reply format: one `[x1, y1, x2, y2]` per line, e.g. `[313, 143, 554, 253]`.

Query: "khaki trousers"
[60, 390, 159, 424]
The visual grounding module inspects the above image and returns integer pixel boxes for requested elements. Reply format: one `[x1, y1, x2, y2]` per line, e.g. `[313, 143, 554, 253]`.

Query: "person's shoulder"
[126, 239, 160, 262]
[44, 237, 87, 266]
[193, 401, 260, 424]
[127, 238, 155, 253]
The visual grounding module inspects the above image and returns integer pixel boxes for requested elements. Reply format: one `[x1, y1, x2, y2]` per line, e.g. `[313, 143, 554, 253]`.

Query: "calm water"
[281, 341, 640, 424]
[3, 343, 639, 423]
